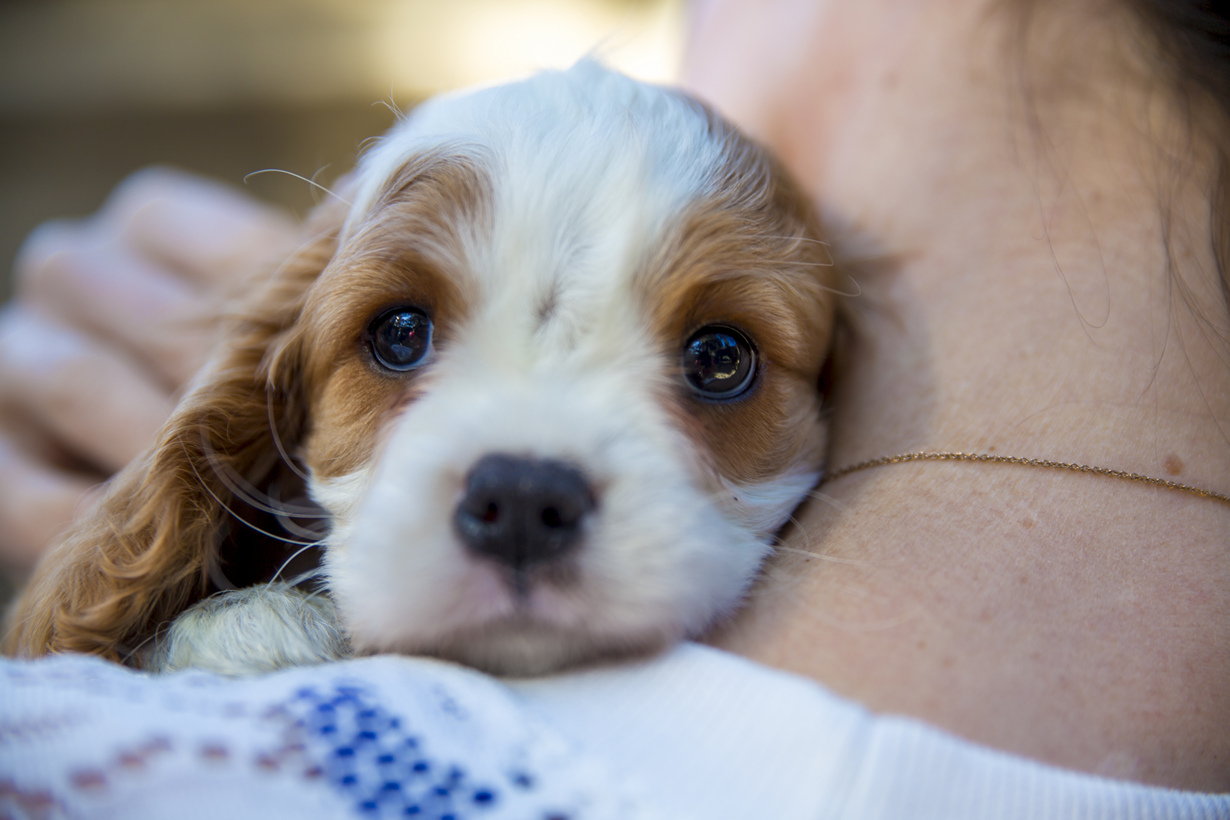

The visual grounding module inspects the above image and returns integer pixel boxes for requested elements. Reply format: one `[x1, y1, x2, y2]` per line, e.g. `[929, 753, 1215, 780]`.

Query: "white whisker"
[267, 390, 312, 483]
[271, 542, 324, 584]
[183, 439, 325, 549]
[207, 559, 237, 591]
[243, 168, 352, 205]
[804, 486, 853, 513]
[200, 435, 327, 519]
[374, 93, 406, 122]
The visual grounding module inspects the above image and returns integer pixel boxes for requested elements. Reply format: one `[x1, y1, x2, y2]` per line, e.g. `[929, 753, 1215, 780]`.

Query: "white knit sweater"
[1, 644, 1225, 819]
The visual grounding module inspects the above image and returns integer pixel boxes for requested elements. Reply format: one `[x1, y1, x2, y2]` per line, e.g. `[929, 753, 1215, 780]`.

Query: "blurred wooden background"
[0, 0, 683, 298]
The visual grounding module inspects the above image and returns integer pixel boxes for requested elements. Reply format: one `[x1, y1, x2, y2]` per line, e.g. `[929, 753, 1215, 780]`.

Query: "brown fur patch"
[284, 154, 489, 480]
[638, 126, 837, 485]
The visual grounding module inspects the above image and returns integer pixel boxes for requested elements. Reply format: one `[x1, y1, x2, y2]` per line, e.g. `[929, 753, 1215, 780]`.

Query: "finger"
[105, 167, 298, 287]
[0, 434, 101, 571]
[0, 308, 174, 474]
[15, 219, 218, 388]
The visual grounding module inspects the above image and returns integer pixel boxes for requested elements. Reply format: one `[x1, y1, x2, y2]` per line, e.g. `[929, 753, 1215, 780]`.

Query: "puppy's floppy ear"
[3, 195, 347, 662]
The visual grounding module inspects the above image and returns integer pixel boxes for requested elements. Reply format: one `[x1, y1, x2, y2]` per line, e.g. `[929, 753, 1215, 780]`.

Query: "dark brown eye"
[682, 325, 757, 399]
[369, 307, 433, 371]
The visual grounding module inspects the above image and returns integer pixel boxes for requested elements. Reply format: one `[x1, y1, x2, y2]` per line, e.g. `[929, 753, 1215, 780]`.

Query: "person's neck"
[773, 0, 1230, 491]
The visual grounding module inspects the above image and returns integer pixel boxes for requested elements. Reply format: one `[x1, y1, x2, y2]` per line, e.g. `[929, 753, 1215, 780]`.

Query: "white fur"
[145, 584, 348, 675]
[721, 470, 824, 536]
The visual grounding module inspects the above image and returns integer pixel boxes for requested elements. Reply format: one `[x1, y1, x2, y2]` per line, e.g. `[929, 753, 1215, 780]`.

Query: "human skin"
[685, 0, 1230, 792]
[0, 170, 296, 568]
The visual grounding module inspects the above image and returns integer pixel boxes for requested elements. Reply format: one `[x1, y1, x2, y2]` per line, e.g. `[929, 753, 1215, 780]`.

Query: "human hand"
[0, 168, 297, 571]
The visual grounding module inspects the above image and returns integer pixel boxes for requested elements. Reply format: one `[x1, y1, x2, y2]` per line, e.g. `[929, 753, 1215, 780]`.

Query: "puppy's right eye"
[368, 307, 433, 371]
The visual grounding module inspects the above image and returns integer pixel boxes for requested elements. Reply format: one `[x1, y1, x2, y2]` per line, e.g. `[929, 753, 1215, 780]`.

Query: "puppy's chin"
[361, 617, 672, 678]
[331, 548, 715, 677]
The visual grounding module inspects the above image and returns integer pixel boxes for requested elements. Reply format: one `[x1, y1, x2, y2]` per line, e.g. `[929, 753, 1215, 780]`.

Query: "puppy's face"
[279, 66, 835, 674]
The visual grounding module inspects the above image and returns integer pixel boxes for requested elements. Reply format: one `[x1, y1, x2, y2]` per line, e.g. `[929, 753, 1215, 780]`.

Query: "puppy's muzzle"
[453, 454, 596, 571]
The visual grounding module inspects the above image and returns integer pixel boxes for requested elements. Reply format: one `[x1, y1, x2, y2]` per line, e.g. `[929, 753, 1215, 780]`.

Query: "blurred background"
[0, 0, 686, 298]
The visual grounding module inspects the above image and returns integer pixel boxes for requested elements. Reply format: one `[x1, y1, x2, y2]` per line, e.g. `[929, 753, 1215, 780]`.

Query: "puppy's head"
[6, 63, 836, 674]
[282, 63, 836, 672]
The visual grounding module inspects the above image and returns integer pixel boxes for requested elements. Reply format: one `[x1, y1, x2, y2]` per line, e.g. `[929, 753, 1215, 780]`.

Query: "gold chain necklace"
[822, 451, 1230, 506]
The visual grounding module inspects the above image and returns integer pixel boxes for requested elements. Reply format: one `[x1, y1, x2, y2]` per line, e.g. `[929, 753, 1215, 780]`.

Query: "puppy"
[4, 62, 837, 676]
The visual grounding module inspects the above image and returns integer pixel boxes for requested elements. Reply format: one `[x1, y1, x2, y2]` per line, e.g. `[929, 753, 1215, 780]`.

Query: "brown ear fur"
[2, 199, 345, 662]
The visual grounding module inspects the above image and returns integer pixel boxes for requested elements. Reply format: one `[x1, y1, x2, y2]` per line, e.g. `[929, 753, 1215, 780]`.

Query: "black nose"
[453, 454, 595, 570]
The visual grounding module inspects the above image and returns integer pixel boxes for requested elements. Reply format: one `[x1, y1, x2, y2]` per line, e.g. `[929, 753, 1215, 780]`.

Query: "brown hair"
[1008, 0, 1230, 357]
[1127, 0, 1230, 312]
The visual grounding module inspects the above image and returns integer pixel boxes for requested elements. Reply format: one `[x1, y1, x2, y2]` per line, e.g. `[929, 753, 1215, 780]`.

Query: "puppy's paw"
[142, 584, 351, 676]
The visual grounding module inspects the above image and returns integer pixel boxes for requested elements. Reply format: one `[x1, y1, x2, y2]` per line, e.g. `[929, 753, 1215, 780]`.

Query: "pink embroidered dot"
[117, 751, 147, 770]
[69, 769, 108, 791]
[200, 743, 230, 763]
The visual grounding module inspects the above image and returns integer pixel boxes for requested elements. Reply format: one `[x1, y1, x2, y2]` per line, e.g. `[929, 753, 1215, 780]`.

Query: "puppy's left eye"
[368, 307, 433, 371]
[682, 325, 757, 399]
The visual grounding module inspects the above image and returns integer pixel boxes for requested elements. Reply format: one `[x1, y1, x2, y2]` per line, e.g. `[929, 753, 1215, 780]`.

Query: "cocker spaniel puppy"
[4, 63, 838, 676]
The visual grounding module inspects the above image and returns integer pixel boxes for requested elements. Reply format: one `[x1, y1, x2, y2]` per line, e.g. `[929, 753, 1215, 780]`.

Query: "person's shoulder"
[511, 644, 1230, 820]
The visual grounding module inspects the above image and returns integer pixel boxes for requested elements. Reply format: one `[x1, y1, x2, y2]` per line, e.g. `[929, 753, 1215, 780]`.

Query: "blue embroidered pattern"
[1, 658, 609, 820]
[289, 684, 563, 820]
